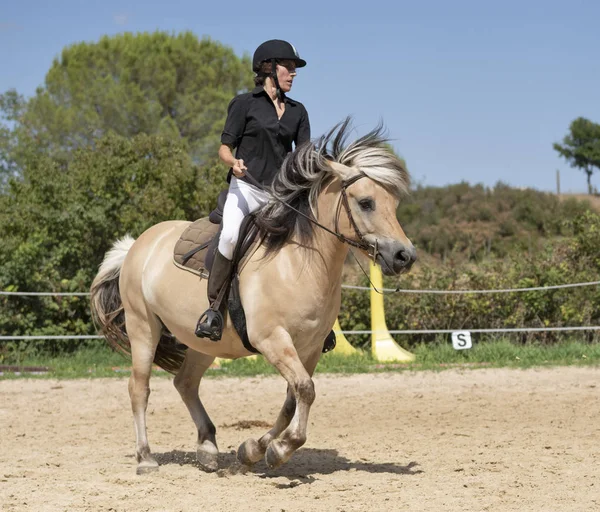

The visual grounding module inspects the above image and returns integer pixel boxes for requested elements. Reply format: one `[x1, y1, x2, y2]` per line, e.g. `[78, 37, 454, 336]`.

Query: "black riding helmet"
[253, 40, 306, 99]
[252, 39, 307, 72]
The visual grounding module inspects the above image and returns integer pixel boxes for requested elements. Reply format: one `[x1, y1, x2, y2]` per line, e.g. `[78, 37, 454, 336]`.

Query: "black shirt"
[221, 86, 310, 186]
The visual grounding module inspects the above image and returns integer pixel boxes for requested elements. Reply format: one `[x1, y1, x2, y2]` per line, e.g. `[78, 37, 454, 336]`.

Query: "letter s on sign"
[451, 331, 472, 350]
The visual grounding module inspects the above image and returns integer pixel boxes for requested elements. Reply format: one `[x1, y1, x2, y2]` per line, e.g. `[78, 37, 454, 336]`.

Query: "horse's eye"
[358, 198, 375, 211]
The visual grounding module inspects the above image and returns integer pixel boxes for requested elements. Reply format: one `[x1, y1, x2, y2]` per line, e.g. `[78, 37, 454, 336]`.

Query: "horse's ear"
[326, 160, 357, 181]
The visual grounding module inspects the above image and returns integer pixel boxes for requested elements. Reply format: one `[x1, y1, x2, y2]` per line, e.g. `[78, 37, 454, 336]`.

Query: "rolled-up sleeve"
[221, 96, 247, 147]
[295, 105, 311, 147]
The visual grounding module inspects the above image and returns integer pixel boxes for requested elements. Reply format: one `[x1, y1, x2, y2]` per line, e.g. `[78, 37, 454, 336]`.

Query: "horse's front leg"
[238, 332, 321, 469]
[237, 385, 296, 465]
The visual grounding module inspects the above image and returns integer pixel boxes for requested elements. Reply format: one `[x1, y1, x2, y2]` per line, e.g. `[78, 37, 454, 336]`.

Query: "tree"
[0, 32, 250, 351]
[554, 117, 600, 194]
[0, 31, 253, 176]
[0, 132, 228, 347]
[0, 90, 28, 191]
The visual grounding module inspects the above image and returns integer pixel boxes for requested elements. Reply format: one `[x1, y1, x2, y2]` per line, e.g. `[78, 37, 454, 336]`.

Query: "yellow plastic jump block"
[369, 261, 415, 363]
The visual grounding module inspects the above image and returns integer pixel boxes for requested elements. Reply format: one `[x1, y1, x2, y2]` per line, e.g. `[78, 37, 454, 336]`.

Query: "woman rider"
[195, 39, 310, 341]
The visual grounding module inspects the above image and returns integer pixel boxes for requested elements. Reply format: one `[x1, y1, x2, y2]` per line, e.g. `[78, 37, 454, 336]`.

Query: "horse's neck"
[273, 228, 348, 299]
[290, 183, 349, 292]
[249, 182, 349, 296]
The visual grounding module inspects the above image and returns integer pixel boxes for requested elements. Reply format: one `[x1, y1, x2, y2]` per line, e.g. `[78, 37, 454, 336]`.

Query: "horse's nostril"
[395, 250, 410, 264]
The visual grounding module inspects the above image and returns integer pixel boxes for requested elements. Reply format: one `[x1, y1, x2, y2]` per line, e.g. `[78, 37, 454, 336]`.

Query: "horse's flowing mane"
[255, 117, 410, 255]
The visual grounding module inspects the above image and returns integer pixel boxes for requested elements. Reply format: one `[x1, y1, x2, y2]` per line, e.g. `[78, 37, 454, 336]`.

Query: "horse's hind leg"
[126, 306, 162, 475]
[173, 350, 218, 472]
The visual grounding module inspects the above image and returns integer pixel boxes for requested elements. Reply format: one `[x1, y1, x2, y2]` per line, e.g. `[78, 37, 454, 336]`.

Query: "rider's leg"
[196, 178, 269, 340]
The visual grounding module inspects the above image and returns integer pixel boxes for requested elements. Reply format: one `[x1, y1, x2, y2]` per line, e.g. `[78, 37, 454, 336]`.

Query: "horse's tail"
[90, 235, 135, 361]
[90, 235, 186, 374]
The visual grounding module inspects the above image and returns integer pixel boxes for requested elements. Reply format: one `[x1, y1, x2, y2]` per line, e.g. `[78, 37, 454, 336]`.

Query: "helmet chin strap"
[270, 58, 283, 101]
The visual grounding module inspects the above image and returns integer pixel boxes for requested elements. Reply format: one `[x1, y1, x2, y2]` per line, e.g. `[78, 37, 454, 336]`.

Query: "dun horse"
[90, 120, 416, 474]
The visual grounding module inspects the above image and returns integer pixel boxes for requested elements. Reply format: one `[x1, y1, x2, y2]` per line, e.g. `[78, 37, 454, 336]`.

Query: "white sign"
[451, 331, 472, 350]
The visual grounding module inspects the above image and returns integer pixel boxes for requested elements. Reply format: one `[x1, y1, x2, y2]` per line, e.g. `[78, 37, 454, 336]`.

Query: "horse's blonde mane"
[255, 118, 410, 254]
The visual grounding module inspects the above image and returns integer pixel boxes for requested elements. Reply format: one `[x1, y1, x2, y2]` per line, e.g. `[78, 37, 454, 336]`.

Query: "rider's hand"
[232, 159, 247, 178]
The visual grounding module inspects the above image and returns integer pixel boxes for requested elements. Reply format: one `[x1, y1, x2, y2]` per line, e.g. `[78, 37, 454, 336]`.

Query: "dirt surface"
[1, 367, 599, 511]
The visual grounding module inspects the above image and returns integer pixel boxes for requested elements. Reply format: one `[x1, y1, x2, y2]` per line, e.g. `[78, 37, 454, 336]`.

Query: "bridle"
[334, 172, 379, 260]
[242, 170, 379, 261]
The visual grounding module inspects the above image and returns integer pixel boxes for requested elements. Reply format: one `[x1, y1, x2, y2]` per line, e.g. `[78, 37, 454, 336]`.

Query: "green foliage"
[0, 90, 27, 190]
[397, 181, 592, 261]
[0, 31, 246, 358]
[1, 31, 253, 172]
[554, 117, 600, 194]
[0, 132, 227, 356]
[569, 210, 600, 268]
[339, 212, 600, 348]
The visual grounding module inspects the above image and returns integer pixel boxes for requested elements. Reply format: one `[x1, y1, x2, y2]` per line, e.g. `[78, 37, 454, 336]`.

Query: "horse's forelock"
[333, 124, 410, 196]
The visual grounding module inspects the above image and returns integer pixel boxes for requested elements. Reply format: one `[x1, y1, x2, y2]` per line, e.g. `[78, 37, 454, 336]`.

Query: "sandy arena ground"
[1, 367, 599, 511]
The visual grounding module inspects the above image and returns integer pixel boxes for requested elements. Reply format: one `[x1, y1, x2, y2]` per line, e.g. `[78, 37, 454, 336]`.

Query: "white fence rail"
[2, 280, 600, 296]
[0, 291, 90, 296]
[2, 326, 600, 342]
[342, 281, 600, 294]
[1, 335, 104, 340]
[1, 281, 598, 341]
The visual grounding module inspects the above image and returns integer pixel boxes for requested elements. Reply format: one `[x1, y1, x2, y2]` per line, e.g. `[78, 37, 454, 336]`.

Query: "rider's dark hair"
[253, 61, 274, 86]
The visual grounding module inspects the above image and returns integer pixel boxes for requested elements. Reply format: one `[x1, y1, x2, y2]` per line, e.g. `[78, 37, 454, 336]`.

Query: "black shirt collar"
[251, 86, 296, 105]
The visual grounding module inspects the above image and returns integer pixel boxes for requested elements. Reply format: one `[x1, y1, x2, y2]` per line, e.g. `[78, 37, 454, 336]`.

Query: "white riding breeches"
[218, 176, 270, 260]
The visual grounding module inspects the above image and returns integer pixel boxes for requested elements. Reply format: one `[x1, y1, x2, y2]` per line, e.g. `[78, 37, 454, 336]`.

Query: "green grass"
[0, 344, 129, 379]
[1, 338, 599, 379]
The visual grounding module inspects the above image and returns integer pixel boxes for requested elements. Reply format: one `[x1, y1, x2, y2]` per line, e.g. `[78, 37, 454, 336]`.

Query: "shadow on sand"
[154, 447, 422, 483]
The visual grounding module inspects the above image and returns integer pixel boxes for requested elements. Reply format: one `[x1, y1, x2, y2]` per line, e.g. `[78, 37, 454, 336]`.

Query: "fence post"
[370, 261, 415, 362]
[332, 318, 358, 355]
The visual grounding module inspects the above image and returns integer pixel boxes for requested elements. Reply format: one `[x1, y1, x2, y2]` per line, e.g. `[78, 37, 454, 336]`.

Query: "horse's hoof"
[237, 438, 264, 466]
[136, 459, 159, 475]
[197, 449, 219, 472]
[265, 440, 287, 469]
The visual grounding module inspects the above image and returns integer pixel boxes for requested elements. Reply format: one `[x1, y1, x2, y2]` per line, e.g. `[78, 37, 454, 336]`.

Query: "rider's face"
[277, 60, 297, 93]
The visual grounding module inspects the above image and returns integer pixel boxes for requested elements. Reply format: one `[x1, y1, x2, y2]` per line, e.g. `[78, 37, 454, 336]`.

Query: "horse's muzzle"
[376, 239, 417, 276]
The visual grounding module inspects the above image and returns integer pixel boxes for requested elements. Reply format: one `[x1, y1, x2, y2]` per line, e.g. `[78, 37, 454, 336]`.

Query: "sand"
[1, 367, 599, 511]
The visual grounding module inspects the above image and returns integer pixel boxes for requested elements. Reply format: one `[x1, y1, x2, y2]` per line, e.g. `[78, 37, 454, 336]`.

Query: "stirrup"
[195, 309, 224, 342]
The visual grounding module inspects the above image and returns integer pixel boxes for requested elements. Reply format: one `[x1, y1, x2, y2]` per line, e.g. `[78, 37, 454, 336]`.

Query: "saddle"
[173, 189, 336, 354]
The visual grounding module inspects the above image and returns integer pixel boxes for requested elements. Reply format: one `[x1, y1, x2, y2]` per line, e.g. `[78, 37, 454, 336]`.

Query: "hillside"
[397, 182, 595, 261]
[559, 193, 600, 211]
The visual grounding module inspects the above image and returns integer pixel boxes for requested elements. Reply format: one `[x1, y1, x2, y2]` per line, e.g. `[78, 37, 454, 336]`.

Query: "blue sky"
[2, 0, 599, 193]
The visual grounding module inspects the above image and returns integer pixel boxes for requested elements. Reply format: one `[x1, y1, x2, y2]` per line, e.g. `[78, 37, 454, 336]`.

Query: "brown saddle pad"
[173, 218, 219, 276]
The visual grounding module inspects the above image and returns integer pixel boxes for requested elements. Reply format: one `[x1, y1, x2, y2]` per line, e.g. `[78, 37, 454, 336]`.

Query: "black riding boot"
[195, 250, 234, 341]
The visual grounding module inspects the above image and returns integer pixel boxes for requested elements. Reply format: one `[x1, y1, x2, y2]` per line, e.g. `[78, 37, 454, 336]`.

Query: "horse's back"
[138, 220, 192, 245]
[119, 220, 191, 288]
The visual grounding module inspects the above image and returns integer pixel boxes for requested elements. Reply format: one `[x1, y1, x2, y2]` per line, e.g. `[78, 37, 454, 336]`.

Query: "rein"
[241, 169, 378, 261]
